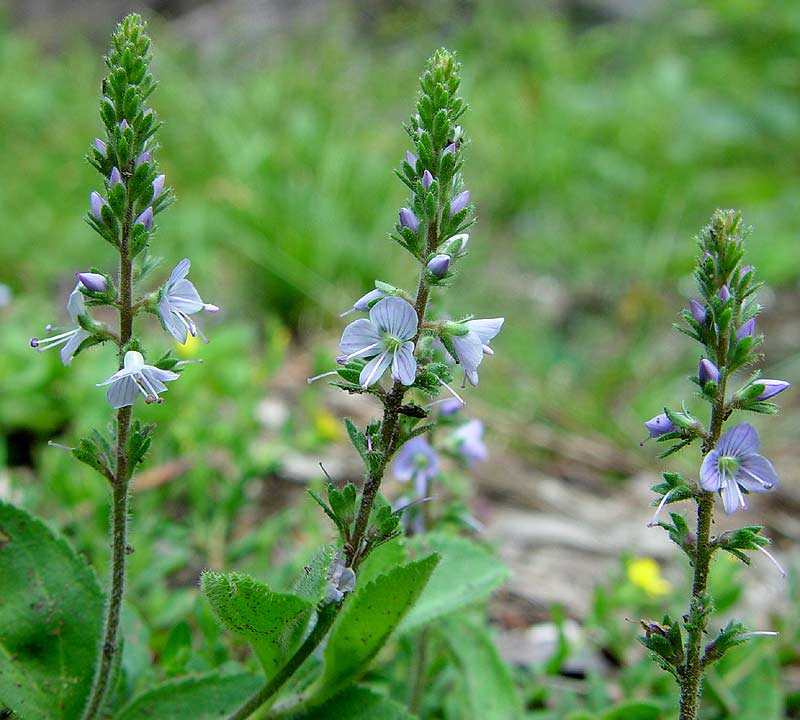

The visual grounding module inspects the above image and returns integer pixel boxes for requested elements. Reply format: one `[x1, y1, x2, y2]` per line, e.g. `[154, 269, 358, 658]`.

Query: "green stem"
[678, 333, 729, 720]
[347, 221, 437, 569]
[408, 633, 428, 714]
[81, 205, 134, 720]
[226, 605, 339, 720]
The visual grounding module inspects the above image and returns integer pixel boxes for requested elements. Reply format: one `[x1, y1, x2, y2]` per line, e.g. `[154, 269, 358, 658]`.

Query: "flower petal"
[737, 454, 779, 493]
[60, 329, 89, 366]
[144, 367, 180, 384]
[123, 351, 145, 372]
[359, 349, 392, 387]
[158, 296, 189, 343]
[466, 318, 504, 345]
[340, 318, 382, 356]
[699, 450, 722, 491]
[168, 258, 191, 285]
[720, 476, 746, 514]
[391, 341, 417, 385]
[66, 284, 86, 323]
[107, 377, 139, 408]
[716, 423, 759, 457]
[451, 332, 484, 373]
[370, 297, 418, 340]
[168, 279, 205, 313]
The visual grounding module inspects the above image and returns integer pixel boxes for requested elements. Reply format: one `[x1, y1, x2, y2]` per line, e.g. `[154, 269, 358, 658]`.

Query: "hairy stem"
[347, 221, 437, 568]
[81, 206, 134, 720]
[679, 333, 729, 720]
[226, 604, 339, 720]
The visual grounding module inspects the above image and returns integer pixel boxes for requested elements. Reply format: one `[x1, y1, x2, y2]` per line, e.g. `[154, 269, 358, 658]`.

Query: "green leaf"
[162, 620, 193, 676]
[711, 643, 783, 720]
[398, 532, 509, 634]
[115, 672, 262, 720]
[311, 553, 439, 702]
[440, 616, 524, 720]
[0, 502, 104, 720]
[600, 702, 662, 720]
[201, 571, 312, 678]
[291, 686, 416, 720]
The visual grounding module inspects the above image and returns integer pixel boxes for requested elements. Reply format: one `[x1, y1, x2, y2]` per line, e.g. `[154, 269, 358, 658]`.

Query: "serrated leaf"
[115, 672, 261, 720]
[201, 571, 312, 679]
[398, 532, 509, 634]
[309, 553, 439, 703]
[440, 616, 523, 720]
[0, 502, 104, 720]
[291, 686, 415, 720]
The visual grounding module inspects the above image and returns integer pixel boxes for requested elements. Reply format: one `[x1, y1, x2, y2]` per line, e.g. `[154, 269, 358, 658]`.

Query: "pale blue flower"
[339, 296, 418, 388]
[97, 350, 179, 408]
[29, 284, 91, 366]
[452, 419, 488, 465]
[448, 317, 504, 386]
[323, 552, 356, 604]
[394, 437, 439, 499]
[157, 258, 219, 344]
[700, 423, 778, 514]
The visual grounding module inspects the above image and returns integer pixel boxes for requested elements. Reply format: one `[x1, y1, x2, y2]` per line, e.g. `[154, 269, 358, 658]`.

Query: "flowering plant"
[640, 210, 789, 719]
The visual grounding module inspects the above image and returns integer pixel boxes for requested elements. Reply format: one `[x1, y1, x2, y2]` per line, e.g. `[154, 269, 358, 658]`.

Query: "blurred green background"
[1, 0, 799, 716]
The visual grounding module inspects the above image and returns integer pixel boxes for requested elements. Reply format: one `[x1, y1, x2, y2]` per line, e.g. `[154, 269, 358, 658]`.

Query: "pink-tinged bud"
[152, 174, 166, 201]
[119, 119, 130, 131]
[94, 138, 107, 156]
[736, 318, 755, 340]
[449, 190, 470, 217]
[109, 167, 123, 187]
[756, 379, 790, 401]
[76, 272, 107, 292]
[427, 254, 451, 277]
[422, 170, 434, 191]
[405, 150, 417, 167]
[90, 191, 108, 221]
[718, 285, 731, 303]
[690, 299, 706, 325]
[135, 151, 152, 169]
[134, 207, 153, 230]
[399, 208, 419, 233]
[699, 358, 720, 384]
[443, 142, 457, 155]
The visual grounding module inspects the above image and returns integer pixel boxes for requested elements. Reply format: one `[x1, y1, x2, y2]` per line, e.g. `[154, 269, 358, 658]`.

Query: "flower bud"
[119, 119, 130, 131]
[399, 207, 419, 233]
[135, 151, 152, 169]
[110, 167, 123, 187]
[427, 254, 451, 277]
[422, 169, 434, 191]
[690, 299, 706, 325]
[405, 150, 417, 167]
[442, 232, 469, 255]
[449, 190, 470, 218]
[641, 413, 676, 445]
[90, 191, 108, 221]
[739, 264, 753, 280]
[134, 206, 153, 230]
[152, 174, 166, 201]
[443, 142, 457, 156]
[76, 272, 107, 292]
[699, 358, 720, 384]
[736, 318, 755, 340]
[756, 379, 790, 401]
[93, 138, 107, 156]
[718, 284, 731, 303]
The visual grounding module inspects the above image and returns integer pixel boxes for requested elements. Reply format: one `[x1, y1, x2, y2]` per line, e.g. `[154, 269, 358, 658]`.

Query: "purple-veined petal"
[700, 450, 722, 491]
[60, 329, 89, 366]
[391, 341, 417, 385]
[716, 423, 759, 457]
[737, 454, 779, 493]
[158, 295, 188, 343]
[107, 376, 139, 409]
[370, 297, 418, 340]
[168, 279, 205, 313]
[66, 284, 86, 323]
[720, 475, 746, 514]
[144, 367, 180, 384]
[340, 318, 382, 357]
[451, 332, 484, 373]
[359, 349, 392, 387]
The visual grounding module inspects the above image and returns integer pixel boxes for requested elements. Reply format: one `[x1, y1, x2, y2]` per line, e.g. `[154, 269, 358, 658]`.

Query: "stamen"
[737, 631, 779, 641]
[47, 441, 75, 452]
[345, 341, 381, 362]
[738, 466, 774, 490]
[438, 377, 465, 406]
[137, 372, 163, 403]
[756, 545, 786, 578]
[307, 371, 338, 385]
[647, 489, 674, 527]
[361, 349, 389, 388]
